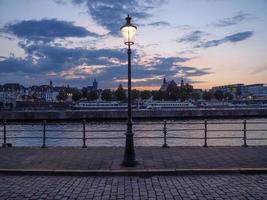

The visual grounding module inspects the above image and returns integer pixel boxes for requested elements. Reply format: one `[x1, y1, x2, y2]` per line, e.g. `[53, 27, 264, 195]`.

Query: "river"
[1, 118, 266, 147]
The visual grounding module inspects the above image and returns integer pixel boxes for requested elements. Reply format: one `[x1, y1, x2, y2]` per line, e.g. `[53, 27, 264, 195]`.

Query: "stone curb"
[0, 168, 267, 176]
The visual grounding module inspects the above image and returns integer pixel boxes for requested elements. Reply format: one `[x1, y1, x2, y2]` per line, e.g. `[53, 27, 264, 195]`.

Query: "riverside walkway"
[0, 146, 266, 173]
[0, 146, 267, 200]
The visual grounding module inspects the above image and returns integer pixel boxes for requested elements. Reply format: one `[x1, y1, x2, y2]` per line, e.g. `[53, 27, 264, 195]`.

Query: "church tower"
[181, 78, 184, 87]
[93, 78, 98, 90]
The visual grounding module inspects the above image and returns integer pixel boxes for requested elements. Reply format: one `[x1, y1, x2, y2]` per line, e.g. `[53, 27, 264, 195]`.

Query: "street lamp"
[120, 15, 137, 167]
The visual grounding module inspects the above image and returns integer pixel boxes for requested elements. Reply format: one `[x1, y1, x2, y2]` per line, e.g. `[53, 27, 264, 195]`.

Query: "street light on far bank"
[120, 14, 137, 167]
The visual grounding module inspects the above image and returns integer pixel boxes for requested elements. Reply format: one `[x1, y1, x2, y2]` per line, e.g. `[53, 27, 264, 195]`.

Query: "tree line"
[57, 83, 234, 102]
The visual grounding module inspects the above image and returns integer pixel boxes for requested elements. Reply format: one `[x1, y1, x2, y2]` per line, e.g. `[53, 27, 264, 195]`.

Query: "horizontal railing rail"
[1, 119, 266, 148]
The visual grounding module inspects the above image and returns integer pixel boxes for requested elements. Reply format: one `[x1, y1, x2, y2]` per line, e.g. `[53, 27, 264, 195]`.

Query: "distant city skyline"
[0, 0, 266, 90]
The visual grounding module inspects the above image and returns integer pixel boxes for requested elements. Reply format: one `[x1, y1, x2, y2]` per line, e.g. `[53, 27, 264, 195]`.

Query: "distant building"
[241, 84, 267, 99]
[211, 83, 267, 99]
[30, 80, 59, 101]
[160, 78, 187, 92]
[45, 91, 59, 102]
[211, 84, 244, 99]
[30, 85, 51, 101]
[0, 83, 25, 108]
[82, 78, 98, 92]
[180, 78, 184, 87]
[160, 78, 177, 92]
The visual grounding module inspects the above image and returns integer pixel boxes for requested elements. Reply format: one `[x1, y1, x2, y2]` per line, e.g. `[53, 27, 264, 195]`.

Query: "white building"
[241, 84, 267, 98]
[45, 91, 59, 102]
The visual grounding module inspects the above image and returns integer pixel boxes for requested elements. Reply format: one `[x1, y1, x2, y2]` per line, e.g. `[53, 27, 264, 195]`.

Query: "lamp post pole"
[121, 15, 137, 167]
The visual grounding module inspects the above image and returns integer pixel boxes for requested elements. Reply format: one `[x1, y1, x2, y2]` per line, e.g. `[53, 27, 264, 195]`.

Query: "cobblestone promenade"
[0, 175, 266, 200]
[1, 146, 266, 199]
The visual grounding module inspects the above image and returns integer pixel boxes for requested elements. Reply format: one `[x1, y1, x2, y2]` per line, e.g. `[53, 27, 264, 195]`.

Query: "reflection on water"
[1, 118, 266, 147]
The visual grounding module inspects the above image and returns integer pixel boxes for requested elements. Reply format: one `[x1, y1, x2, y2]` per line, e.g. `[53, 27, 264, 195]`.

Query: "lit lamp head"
[120, 15, 137, 45]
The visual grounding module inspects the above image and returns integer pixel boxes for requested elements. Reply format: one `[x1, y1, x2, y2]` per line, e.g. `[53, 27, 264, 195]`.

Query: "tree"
[202, 91, 212, 101]
[82, 88, 88, 98]
[72, 90, 82, 102]
[179, 90, 189, 102]
[214, 90, 224, 101]
[7, 102, 13, 109]
[140, 90, 152, 100]
[87, 91, 98, 101]
[166, 83, 178, 100]
[224, 92, 233, 101]
[184, 83, 194, 94]
[114, 84, 126, 101]
[191, 91, 200, 101]
[131, 89, 140, 101]
[57, 91, 68, 102]
[101, 89, 112, 101]
[152, 90, 165, 101]
[178, 83, 193, 101]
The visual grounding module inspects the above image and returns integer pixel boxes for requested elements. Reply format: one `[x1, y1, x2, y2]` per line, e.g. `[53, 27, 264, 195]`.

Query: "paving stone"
[1, 175, 266, 200]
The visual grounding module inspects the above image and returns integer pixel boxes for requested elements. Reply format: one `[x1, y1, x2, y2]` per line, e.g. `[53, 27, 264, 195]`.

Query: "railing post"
[242, 120, 248, 147]
[82, 120, 87, 148]
[42, 120, 47, 148]
[2, 120, 7, 148]
[162, 120, 169, 148]
[203, 120, 208, 147]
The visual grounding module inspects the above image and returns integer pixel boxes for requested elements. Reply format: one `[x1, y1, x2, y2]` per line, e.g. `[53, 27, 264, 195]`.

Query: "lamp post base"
[2, 143, 12, 148]
[121, 128, 137, 167]
[121, 159, 138, 167]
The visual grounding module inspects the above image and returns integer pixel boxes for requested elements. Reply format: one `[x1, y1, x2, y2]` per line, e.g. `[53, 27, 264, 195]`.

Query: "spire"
[181, 78, 184, 87]
[163, 77, 166, 84]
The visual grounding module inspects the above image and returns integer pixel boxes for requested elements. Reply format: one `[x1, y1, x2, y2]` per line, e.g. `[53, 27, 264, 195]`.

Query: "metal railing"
[1, 119, 267, 148]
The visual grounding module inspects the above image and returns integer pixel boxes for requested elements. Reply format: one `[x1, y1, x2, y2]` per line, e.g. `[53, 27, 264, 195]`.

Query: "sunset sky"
[0, 0, 266, 90]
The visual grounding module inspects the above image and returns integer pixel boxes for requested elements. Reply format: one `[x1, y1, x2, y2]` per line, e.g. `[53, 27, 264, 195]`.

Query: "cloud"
[0, 40, 211, 87]
[214, 13, 251, 27]
[178, 31, 209, 43]
[67, 0, 165, 35]
[195, 31, 253, 48]
[251, 66, 267, 74]
[0, 43, 126, 74]
[1, 19, 99, 42]
[146, 21, 170, 27]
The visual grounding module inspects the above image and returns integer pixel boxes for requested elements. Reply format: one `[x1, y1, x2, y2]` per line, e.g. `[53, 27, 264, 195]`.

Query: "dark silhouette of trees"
[179, 90, 189, 102]
[131, 89, 140, 101]
[166, 83, 178, 100]
[152, 90, 165, 100]
[179, 83, 193, 101]
[202, 91, 213, 101]
[191, 91, 200, 101]
[72, 90, 82, 102]
[57, 91, 68, 102]
[101, 89, 112, 101]
[87, 91, 98, 101]
[82, 88, 88, 98]
[214, 90, 224, 101]
[224, 92, 233, 100]
[140, 90, 152, 100]
[115, 84, 126, 101]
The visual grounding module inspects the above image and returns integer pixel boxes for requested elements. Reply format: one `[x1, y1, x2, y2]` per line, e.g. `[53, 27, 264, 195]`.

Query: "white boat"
[72, 101, 128, 109]
[145, 101, 196, 110]
[202, 101, 234, 107]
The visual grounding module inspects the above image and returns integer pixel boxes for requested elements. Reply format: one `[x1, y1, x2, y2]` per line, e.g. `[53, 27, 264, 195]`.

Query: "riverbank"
[1, 108, 267, 121]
